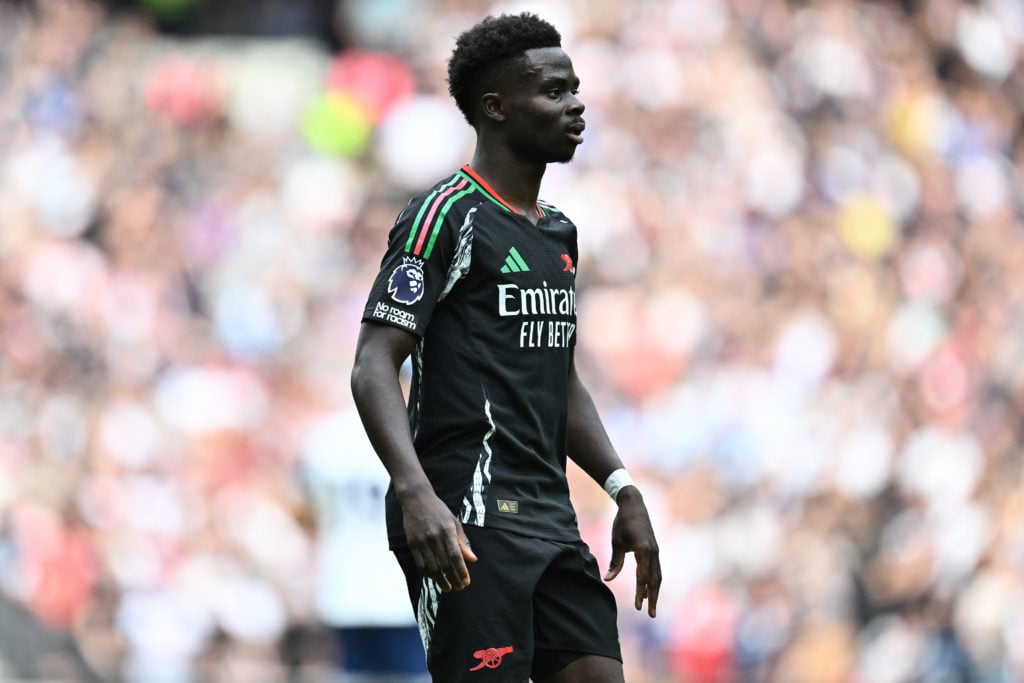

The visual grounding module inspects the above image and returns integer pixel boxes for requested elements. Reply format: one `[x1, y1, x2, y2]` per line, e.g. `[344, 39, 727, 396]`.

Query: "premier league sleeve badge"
[387, 256, 426, 305]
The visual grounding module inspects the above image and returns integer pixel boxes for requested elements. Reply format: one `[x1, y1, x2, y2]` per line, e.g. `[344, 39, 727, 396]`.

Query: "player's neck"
[468, 150, 545, 221]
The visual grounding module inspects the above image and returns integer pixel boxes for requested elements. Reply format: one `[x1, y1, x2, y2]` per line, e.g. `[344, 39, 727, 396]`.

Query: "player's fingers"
[433, 528, 468, 592]
[638, 550, 662, 617]
[431, 555, 455, 593]
[604, 547, 625, 581]
[446, 560, 470, 590]
[441, 566, 464, 592]
[415, 546, 453, 592]
[457, 523, 478, 563]
[634, 552, 650, 611]
[647, 577, 661, 618]
[442, 529, 472, 591]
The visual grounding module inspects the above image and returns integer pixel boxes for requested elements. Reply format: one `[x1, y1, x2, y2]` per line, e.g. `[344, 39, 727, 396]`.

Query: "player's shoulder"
[393, 168, 487, 260]
[405, 168, 486, 209]
[537, 199, 563, 215]
[537, 200, 579, 237]
[537, 199, 571, 221]
[395, 169, 488, 227]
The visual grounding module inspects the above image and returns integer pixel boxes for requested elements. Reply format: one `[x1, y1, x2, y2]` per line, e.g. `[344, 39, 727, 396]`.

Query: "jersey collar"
[459, 165, 545, 218]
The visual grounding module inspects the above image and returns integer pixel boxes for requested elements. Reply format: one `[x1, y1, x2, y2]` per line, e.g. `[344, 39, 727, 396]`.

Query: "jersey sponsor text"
[497, 282, 575, 317]
[519, 320, 576, 348]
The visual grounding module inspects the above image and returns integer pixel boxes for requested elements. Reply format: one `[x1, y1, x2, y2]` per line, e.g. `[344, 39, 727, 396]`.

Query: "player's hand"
[603, 486, 661, 618]
[400, 487, 478, 592]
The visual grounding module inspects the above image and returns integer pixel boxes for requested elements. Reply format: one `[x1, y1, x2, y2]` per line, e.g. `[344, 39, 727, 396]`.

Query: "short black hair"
[447, 12, 562, 126]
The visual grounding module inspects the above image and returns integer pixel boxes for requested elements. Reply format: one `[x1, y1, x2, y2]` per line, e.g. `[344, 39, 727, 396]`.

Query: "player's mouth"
[566, 120, 586, 144]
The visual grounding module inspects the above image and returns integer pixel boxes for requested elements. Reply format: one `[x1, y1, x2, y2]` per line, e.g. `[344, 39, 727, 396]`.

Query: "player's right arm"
[350, 322, 477, 592]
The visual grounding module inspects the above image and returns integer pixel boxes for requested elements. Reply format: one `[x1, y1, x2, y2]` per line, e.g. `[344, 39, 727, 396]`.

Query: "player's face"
[503, 47, 586, 164]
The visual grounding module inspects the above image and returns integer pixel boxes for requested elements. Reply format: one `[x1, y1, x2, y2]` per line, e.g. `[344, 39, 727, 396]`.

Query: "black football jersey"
[362, 166, 582, 548]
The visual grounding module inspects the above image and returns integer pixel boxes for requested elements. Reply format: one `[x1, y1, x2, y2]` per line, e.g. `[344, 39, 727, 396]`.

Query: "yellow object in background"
[301, 92, 373, 158]
[838, 194, 895, 260]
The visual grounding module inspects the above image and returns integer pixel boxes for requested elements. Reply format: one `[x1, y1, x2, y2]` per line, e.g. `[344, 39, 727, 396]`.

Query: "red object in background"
[325, 50, 414, 122]
[669, 585, 738, 683]
[8, 502, 99, 628]
[29, 528, 98, 628]
[12, 504, 100, 629]
[144, 55, 223, 125]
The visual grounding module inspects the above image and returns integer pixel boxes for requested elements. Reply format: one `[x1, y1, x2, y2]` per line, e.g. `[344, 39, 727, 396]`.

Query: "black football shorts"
[394, 525, 622, 681]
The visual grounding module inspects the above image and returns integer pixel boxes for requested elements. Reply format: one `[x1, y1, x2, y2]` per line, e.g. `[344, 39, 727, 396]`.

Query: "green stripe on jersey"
[422, 186, 476, 259]
[404, 174, 462, 254]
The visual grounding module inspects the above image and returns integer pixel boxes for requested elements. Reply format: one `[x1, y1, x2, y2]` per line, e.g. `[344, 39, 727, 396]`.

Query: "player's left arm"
[566, 359, 661, 618]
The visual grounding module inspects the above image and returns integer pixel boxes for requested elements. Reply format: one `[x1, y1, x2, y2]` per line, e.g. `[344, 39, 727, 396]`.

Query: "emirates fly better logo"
[469, 646, 514, 671]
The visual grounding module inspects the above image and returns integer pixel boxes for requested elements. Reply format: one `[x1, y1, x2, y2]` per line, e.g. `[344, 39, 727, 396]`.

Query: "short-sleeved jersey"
[362, 165, 581, 548]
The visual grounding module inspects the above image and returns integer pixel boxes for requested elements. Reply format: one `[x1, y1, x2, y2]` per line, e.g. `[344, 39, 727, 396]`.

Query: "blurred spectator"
[300, 406, 429, 682]
[3, 0, 1024, 681]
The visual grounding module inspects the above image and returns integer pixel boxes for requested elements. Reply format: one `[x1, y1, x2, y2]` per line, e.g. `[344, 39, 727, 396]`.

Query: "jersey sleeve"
[361, 192, 462, 338]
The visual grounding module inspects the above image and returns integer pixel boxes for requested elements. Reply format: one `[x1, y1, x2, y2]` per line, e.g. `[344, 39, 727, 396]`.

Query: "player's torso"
[414, 199, 578, 446]
[408, 196, 582, 542]
[448, 202, 578, 352]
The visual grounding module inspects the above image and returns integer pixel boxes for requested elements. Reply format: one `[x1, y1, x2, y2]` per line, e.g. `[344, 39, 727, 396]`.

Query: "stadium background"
[2, 0, 1024, 680]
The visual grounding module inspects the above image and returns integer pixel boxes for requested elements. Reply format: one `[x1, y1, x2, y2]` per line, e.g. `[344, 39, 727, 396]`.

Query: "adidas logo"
[500, 247, 529, 273]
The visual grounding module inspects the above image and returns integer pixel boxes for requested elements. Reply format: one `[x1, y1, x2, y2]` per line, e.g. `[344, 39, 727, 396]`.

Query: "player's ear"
[480, 92, 505, 122]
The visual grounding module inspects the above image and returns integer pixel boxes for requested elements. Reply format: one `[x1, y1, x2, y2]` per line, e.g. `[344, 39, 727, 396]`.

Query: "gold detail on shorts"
[496, 499, 519, 514]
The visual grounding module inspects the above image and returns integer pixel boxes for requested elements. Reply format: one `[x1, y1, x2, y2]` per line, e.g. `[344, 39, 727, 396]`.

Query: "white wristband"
[603, 468, 635, 501]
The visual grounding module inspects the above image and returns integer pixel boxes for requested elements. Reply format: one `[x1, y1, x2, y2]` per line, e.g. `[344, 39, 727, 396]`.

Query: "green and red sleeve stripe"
[404, 174, 470, 258]
[403, 166, 554, 259]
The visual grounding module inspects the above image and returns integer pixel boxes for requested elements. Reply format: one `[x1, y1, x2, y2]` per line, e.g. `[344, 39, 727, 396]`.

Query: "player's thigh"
[530, 540, 621, 679]
[534, 654, 624, 683]
[396, 527, 552, 682]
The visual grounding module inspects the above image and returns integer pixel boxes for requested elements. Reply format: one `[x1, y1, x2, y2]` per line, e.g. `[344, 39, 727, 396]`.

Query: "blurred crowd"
[2, 0, 1024, 681]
